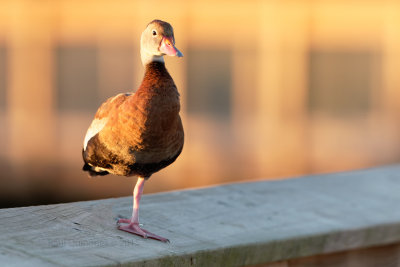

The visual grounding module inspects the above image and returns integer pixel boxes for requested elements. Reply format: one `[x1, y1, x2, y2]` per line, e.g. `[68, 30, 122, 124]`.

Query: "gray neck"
[140, 48, 164, 66]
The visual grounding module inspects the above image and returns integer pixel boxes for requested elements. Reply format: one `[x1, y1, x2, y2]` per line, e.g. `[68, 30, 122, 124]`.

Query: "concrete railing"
[1, 165, 400, 266]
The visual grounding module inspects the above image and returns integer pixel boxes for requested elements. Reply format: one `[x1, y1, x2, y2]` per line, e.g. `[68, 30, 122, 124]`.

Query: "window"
[187, 48, 232, 119]
[56, 44, 135, 112]
[97, 45, 135, 100]
[308, 50, 381, 115]
[56, 45, 99, 111]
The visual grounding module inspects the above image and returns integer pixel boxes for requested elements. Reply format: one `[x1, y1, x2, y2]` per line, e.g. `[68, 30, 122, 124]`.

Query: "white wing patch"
[83, 118, 108, 150]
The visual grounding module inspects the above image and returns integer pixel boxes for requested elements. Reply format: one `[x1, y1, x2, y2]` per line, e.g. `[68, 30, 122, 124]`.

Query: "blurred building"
[0, 0, 399, 207]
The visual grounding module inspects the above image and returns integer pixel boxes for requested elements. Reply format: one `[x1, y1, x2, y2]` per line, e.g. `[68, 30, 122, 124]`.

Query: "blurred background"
[0, 0, 399, 208]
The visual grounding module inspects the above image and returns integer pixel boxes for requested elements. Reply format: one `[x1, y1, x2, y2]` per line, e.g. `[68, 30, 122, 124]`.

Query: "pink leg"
[117, 177, 169, 242]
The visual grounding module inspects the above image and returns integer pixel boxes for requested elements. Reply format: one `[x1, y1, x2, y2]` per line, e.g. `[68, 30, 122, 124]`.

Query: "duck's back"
[83, 62, 184, 177]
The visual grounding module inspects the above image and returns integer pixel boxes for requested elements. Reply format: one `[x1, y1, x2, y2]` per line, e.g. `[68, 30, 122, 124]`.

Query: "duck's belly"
[106, 117, 184, 178]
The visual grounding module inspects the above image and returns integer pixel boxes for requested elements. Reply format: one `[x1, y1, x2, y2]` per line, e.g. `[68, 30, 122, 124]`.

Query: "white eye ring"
[152, 30, 157, 36]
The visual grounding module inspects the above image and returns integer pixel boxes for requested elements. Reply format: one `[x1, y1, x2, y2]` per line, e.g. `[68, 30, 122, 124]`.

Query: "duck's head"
[140, 19, 183, 66]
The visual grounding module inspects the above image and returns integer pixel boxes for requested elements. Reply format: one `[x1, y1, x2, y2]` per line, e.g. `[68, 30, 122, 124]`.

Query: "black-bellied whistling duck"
[82, 20, 184, 242]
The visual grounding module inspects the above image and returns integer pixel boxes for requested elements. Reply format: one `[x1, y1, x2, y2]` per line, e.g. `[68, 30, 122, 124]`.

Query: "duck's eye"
[152, 30, 157, 36]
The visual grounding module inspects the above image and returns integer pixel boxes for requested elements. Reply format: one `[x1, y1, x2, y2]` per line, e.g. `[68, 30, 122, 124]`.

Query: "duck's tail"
[82, 162, 109, 177]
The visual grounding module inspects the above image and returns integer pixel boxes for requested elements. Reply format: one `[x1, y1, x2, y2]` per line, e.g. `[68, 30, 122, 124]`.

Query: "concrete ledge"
[1, 165, 400, 266]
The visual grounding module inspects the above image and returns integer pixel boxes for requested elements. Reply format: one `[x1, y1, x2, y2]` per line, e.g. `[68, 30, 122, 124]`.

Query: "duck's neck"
[140, 61, 176, 95]
[141, 48, 164, 66]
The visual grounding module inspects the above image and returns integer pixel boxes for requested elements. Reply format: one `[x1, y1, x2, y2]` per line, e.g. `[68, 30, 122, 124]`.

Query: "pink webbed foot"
[117, 220, 169, 243]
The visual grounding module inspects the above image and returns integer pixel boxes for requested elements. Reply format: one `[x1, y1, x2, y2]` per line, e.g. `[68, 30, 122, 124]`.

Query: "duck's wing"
[83, 93, 132, 150]
[82, 93, 132, 176]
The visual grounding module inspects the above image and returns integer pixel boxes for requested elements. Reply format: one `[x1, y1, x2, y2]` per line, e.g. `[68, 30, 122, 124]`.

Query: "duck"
[82, 19, 184, 242]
